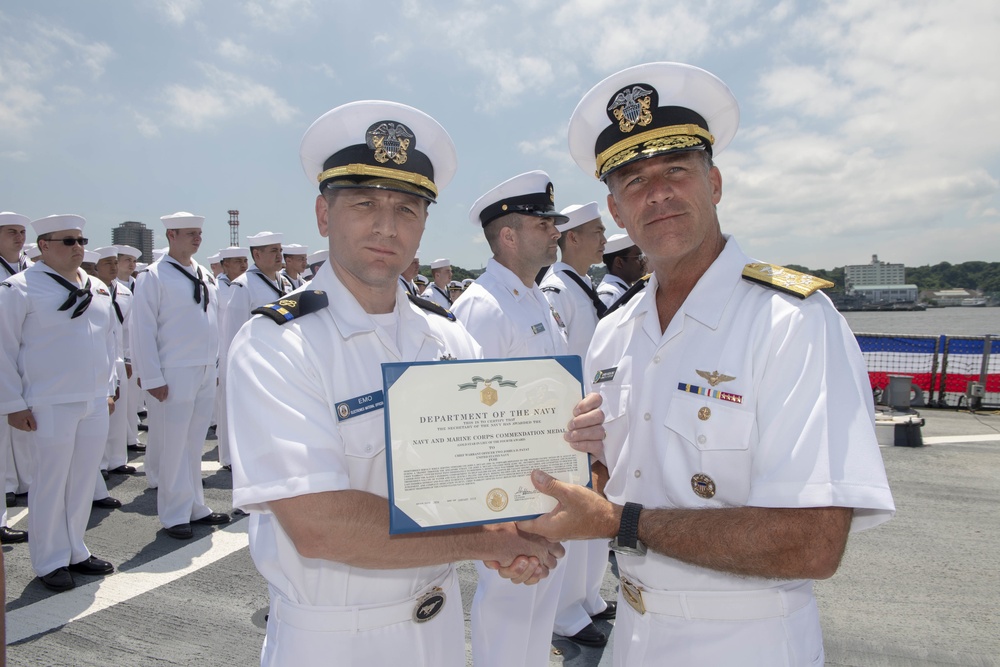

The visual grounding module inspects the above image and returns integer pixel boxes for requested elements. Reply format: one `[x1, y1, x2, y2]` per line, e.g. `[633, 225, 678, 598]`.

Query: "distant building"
[845, 254, 905, 289]
[926, 288, 979, 307]
[849, 284, 919, 304]
[111, 221, 154, 263]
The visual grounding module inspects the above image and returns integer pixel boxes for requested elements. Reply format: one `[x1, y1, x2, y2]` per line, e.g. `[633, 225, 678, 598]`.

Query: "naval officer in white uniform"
[0, 214, 117, 591]
[130, 212, 230, 540]
[452, 171, 573, 667]
[228, 100, 564, 667]
[519, 61, 896, 666]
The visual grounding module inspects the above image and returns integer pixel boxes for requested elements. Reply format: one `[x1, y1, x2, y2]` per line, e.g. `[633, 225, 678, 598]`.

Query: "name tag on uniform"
[335, 390, 385, 422]
[531, 322, 546, 335]
[593, 367, 617, 384]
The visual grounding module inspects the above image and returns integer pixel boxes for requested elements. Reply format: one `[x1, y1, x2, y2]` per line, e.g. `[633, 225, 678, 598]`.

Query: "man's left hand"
[517, 470, 618, 542]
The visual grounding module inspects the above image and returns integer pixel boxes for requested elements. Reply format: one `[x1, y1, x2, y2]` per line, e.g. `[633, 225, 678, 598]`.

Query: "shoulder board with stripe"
[540, 286, 561, 293]
[407, 293, 456, 321]
[600, 274, 650, 319]
[741, 263, 834, 299]
[252, 289, 329, 325]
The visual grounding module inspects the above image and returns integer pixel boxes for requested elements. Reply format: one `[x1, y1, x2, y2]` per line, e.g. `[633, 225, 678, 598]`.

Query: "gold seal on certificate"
[382, 356, 589, 534]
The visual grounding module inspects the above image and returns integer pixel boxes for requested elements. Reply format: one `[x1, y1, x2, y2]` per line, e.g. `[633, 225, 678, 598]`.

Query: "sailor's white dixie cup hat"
[430, 258, 451, 269]
[568, 62, 739, 181]
[31, 214, 86, 236]
[282, 243, 308, 256]
[469, 170, 569, 228]
[160, 212, 205, 229]
[0, 212, 29, 228]
[219, 246, 250, 259]
[116, 245, 142, 259]
[300, 100, 457, 204]
[603, 232, 636, 255]
[556, 201, 602, 233]
[247, 231, 283, 247]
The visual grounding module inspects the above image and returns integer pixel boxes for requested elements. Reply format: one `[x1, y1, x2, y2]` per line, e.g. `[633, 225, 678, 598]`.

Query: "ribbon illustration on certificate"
[381, 355, 589, 534]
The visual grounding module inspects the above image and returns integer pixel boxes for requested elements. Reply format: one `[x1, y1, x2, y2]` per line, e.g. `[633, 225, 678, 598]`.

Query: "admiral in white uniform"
[229, 101, 564, 667]
[519, 62, 896, 666]
[130, 212, 230, 539]
[0, 215, 117, 591]
[452, 171, 573, 667]
[596, 233, 644, 308]
[420, 257, 453, 309]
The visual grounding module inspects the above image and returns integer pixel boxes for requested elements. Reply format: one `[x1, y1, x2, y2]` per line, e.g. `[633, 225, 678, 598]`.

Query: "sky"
[2, 0, 998, 271]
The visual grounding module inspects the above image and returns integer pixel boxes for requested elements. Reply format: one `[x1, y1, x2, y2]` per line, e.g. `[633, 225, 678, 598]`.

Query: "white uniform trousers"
[0, 421, 11, 528]
[612, 582, 824, 666]
[215, 372, 231, 467]
[102, 359, 129, 472]
[7, 423, 33, 494]
[553, 538, 611, 636]
[261, 571, 465, 667]
[125, 368, 142, 448]
[146, 365, 216, 528]
[27, 397, 109, 576]
[471, 555, 568, 667]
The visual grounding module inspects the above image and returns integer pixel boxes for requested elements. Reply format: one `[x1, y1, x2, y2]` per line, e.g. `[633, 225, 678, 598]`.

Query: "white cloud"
[244, 0, 315, 31]
[133, 111, 161, 138]
[162, 65, 298, 130]
[154, 0, 202, 25]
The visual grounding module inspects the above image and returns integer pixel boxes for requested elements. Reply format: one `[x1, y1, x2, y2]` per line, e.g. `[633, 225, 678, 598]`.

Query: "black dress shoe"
[590, 600, 617, 621]
[127, 443, 146, 452]
[110, 464, 137, 475]
[92, 497, 122, 509]
[165, 523, 193, 539]
[5, 492, 15, 507]
[566, 622, 608, 648]
[68, 555, 114, 575]
[101, 469, 110, 481]
[39, 567, 75, 592]
[0, 526, 28, 544]
[193, 512, 230, 525]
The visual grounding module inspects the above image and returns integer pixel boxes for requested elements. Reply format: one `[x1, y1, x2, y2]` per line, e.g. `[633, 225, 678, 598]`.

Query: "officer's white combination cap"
[307, 249, 329, 264]
[160, 212, 205, 229]
[93, 246, 120, 261]
[220, 246, 250, 260]
[300, 100, 457, 204]
[430, 258, 450, 269]
[604, 232, 636, 255]
[282, 243, 308, 256]
[247, 231, 283, 247]
[31, 214, 86, 236]
[468, 170, 569, 228]
[0, 212, 29, 228]
[568, 62, 739, 181]
[116, 245, 142, 259]
[556, 202, 601, 233]
[413, 274, 428, 285]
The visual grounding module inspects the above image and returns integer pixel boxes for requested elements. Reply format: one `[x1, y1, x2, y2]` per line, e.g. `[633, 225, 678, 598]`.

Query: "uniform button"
[697, 435, 707, 445]
[643, 413, 651, 421]
[653, 355, 661, 363]
[365, 445, 372, 453]
[634, 470, 641, 478]
[698, 407, 711, 421]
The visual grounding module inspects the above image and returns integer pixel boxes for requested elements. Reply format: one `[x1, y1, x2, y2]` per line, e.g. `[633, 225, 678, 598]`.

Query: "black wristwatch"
[609, 502, 647, 556]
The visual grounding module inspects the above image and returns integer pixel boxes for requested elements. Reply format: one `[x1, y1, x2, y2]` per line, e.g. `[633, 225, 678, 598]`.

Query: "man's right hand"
[7, 409, 36, 432]
[147, 385, 169, 402]
[481, 522, 565, 585]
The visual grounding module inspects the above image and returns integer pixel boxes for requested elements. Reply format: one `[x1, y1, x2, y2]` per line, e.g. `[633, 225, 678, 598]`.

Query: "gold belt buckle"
[412, 587, 446, 623]
[620, 576, 646, 615]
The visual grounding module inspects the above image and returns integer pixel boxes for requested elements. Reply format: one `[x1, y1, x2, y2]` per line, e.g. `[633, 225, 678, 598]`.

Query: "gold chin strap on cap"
[596, 124, 715, 178]
[318, 164, 438, 199]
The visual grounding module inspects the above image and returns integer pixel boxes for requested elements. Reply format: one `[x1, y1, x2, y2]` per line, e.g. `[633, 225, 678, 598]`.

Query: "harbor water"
[840, 306, 998, 337]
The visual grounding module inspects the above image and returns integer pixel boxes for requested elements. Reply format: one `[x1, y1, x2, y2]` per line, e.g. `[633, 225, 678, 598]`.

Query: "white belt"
[621, 576, 813, 620]
[273, 569, 454, 633]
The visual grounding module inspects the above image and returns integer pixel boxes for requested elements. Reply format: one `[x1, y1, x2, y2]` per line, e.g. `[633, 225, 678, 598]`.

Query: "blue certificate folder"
[382, 355, 588, 535]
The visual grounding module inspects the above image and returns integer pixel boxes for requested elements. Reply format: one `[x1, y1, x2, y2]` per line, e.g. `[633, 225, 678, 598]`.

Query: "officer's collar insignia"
[696, 369, 735, 387]
[608, 84, 654, 133]
[691, 473, 716, 499]
[742, 262, 834, 299]
[413, 588, 446, 623]
[366, 121, 414, 166]
[594, 367, 617, 384]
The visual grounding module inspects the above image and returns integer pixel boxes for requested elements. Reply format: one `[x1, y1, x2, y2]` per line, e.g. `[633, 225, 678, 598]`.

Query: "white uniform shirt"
[221, 268, 293, 360]
[116, 277, 137, 364]
[596, 273, 629, 308]
[0, 262, 116, 413]
[130, 256, 219, 391]
[108, 280, 132, 365]
[280, 269, 304, 291]
[539, 262, 600, 358]
[420, 283, 452, 311]
[398, 275, 418, 297]
[452, 258, 568, 358]
[228, 262, 482, 607]
[587, 236, 895, 594]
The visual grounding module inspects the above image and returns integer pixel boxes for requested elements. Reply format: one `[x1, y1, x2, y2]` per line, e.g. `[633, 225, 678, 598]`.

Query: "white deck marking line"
[922, 434, 1000, 445]
[6, 519, 249, 644]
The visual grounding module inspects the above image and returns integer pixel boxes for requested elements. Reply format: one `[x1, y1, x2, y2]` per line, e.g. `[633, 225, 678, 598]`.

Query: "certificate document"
[382, 356, 589, 534]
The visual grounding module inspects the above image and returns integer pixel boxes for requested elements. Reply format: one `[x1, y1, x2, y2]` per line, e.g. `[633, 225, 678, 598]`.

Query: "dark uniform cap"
[468, 170, 570, 228]
[300, 100, 457, 204]
[568, 62, 739, 181]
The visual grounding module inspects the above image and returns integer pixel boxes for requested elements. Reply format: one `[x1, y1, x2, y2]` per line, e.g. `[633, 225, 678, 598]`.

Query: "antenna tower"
[228, 210, 240, 246]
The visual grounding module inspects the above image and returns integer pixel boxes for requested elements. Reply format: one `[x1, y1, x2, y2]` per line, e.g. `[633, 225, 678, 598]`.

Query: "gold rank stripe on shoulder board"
[741, 263, 834, 299]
